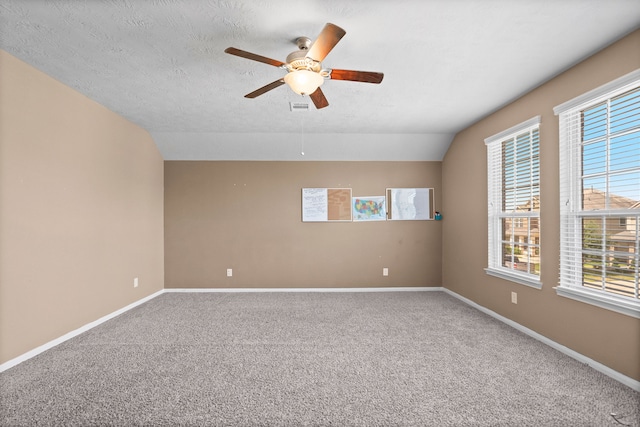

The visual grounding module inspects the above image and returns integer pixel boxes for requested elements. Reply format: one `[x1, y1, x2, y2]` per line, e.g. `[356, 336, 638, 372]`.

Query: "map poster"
[352, 196, 387, 221]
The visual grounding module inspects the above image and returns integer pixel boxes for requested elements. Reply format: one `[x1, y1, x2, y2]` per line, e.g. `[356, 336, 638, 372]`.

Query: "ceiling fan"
[224, 23, 384, 109]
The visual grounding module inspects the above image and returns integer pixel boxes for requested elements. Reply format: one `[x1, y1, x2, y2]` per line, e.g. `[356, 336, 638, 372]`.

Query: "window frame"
[554, 69, 640, 318]
[485, 116, 542, 289]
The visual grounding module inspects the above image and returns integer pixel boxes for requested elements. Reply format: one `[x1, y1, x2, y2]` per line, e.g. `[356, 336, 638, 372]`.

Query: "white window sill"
[485, 268, 542, 289]
[554, 286, 640, 319]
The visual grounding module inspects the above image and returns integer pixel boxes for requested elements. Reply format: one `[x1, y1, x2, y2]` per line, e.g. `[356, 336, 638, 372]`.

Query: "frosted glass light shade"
[284, 70, 324, 95]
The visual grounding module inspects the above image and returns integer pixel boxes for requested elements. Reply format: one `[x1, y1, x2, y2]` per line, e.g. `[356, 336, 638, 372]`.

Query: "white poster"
[388, 188, 432, 220]
[302, 188, 328, 222]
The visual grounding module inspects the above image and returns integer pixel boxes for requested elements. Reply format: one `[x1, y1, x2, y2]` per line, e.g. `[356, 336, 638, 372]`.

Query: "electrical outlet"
[511, 291, 517, 304]
[383, 268, 389, 276]
[134, 277, 139, 288]
[226, 268, 233, 277]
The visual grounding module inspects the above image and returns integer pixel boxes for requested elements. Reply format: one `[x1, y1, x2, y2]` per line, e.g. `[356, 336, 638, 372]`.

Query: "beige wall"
[0, 51, 165, 364]
[165, 161, 442, 288]
[442, 30, 640, 381]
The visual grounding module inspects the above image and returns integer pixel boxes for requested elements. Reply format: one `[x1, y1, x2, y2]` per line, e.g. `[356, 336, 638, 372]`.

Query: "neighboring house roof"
[611, 230, 637, 242]
[516, 195, 540, 212]
[582, 188, 639, 210]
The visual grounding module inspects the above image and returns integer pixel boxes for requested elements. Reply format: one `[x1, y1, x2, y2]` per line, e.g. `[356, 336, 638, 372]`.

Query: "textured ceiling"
[1, 0, 639, 160]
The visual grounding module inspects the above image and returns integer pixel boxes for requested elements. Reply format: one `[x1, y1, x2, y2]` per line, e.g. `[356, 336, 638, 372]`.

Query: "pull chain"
[300, 117, 305, 156]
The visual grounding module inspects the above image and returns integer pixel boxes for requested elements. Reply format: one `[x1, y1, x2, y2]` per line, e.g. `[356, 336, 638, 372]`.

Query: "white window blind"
[486, 116, 541, 288]
[555, 69, 640, 318]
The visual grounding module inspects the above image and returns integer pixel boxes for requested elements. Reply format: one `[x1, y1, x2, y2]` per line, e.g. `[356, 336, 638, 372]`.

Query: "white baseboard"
[0, 290, 165, 373]
[442, 288, 640, 392]
[165, 286, 443, 293]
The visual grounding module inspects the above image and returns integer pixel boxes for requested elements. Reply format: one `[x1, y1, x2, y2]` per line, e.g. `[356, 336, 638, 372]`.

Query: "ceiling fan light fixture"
[284, 69, 324, 95]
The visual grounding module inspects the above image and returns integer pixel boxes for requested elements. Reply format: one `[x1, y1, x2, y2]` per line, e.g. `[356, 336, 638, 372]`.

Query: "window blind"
[486, 116, 541, 287]
[557, 71, 640, 313]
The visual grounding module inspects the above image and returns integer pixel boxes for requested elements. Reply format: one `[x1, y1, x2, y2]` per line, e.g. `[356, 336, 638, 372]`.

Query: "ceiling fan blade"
[306, 23, 346, 62]
[309, 87, 329, 109]
[225, 47, 285, 68]
[244, 79, 286, 98]
[329, 69, 384, 84]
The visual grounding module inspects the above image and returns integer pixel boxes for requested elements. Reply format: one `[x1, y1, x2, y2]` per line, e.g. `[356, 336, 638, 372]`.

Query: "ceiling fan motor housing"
[286, 50, 322, 72]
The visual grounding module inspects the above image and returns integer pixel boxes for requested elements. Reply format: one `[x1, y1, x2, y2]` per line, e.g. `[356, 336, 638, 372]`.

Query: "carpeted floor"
[1, 291, 638, 426]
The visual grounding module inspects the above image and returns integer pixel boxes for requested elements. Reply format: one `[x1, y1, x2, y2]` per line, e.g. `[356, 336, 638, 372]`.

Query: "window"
[555, 69, 640, 318]
[485, 116, 541, 288]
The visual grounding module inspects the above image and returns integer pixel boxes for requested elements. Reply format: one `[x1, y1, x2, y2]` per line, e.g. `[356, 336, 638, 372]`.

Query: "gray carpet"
[1, 291, 638, 426]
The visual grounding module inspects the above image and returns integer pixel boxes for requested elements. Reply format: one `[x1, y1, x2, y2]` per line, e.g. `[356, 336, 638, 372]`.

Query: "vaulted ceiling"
[2, 0, 639, 160]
